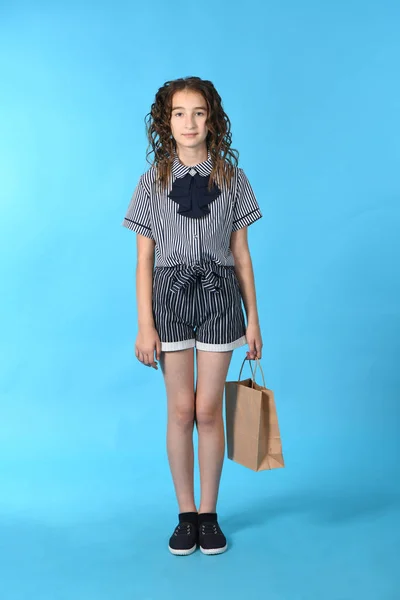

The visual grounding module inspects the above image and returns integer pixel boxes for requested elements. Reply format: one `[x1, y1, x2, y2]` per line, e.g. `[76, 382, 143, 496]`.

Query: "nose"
[185, 115, 197, 129]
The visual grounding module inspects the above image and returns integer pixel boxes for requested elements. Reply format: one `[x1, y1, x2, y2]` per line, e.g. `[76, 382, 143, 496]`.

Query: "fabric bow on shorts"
[169, 262, 230, 295]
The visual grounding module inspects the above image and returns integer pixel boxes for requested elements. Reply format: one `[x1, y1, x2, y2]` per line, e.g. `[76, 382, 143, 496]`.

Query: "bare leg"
[159, 348, 197, 513]
[195, 349, 233, 513]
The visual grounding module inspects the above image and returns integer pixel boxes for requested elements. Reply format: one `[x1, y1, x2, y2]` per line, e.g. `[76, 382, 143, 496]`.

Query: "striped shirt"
[122, 149, 262, 268]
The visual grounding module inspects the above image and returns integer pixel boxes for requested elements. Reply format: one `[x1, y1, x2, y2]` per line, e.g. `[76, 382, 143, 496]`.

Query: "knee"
[195, 405, 221, 429]
[170, 403, 195, 430]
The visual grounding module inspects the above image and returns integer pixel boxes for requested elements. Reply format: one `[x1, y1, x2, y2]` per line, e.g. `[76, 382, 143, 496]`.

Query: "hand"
[245, 322, 263, 360]
[135, 325, 161, 370]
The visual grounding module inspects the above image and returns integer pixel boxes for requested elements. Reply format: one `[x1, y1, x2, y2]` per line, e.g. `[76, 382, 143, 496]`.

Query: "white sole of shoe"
[200, 543, 228, 555]
[168, 543, 197, 556]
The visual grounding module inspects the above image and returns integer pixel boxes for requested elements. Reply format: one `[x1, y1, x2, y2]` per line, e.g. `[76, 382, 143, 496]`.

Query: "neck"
[175, 143, 208, 167]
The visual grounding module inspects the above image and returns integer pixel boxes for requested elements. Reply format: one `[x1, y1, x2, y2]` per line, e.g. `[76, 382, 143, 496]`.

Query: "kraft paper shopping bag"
[224, 356, 284, 472]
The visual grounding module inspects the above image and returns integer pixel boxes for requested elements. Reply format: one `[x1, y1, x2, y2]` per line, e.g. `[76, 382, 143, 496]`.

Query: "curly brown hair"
[144, 76, 239, 193]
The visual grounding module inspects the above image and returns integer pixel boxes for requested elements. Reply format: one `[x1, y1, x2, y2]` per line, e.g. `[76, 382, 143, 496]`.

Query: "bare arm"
[230, 227, 263, 359]
[230, 227, 259, 324]
[136, 234, 156, 327]
[134, 234, 161, 369]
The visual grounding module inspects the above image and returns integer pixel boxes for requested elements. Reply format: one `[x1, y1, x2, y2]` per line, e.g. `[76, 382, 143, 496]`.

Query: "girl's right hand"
[135, 325, 161, 370]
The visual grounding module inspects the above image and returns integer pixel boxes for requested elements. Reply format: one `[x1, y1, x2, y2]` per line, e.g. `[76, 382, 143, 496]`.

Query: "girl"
[122, 76, 263, 556]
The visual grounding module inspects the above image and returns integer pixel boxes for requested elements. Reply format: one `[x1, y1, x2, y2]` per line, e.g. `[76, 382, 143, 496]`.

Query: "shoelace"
[200, 522, 220, 536]
[174, 522, 194, 537]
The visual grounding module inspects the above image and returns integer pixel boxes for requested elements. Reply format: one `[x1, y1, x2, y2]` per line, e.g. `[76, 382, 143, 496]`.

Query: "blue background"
[1, 1, 399, 598]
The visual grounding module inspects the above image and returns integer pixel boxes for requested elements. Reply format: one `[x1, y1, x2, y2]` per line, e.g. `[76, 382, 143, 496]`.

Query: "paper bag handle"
[250, 359, 266, 389]
[238, 356, 266, 388]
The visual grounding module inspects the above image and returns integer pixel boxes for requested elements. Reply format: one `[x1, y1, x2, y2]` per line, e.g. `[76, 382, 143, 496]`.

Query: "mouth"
[182, 133, 198, 137]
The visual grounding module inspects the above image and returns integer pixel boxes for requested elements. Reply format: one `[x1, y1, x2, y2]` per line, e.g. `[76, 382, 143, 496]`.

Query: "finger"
[245, 337, 251, 354]
[135, 346, 139, 359]
[255, 340, 262, 359]
[156, 339, 161, 362]
[248, 339, 257, 359]
[152, 344, 159, 368]
[150, 349, 158, 369]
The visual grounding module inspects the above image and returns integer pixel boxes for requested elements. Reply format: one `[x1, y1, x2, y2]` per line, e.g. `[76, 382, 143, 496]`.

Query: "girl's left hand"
[245, 322, 263, 360]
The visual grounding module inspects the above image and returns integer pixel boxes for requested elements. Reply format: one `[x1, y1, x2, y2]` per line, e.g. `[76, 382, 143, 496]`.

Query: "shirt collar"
[171, 148, 213, 178]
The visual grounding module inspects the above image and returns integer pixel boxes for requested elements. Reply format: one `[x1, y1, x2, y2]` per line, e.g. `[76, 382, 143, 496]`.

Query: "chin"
[181, 136, 206, 146]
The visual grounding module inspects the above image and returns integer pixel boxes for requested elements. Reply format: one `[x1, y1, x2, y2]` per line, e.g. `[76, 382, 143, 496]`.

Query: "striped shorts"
[152, 261, 247, 352]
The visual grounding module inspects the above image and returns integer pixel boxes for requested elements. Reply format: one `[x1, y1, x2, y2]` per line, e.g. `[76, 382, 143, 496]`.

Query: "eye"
[173, 112, 205, 117]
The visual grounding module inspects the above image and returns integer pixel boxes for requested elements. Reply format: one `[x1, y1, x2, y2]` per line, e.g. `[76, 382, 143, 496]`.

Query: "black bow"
[168, 171, 221, 218]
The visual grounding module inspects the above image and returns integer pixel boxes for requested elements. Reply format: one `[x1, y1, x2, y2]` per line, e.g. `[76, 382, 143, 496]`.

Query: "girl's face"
[170, 89, 209, 152]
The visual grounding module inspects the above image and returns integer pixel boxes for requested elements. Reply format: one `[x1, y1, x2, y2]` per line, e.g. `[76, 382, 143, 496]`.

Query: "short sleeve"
[232, 168, 263, 231]
[122, 175, 154, 240]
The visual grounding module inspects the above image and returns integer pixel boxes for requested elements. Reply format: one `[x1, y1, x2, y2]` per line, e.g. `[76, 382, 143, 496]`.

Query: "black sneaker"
[198, 512, 228, 555]
[168, 512, 198, 556]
